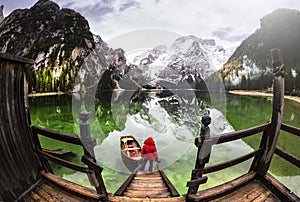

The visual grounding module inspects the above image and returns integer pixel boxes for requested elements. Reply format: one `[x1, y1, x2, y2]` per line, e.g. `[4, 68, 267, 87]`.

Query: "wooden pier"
[113, 164, 182, 200]
[1, 50, 300, 201]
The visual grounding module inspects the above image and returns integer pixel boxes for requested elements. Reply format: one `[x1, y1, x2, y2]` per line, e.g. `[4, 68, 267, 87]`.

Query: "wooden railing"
[31, 111, 108, 201]
[274, 123, 300, 168]
[186, 117, 268, 196]
[186, 49, 299, 200]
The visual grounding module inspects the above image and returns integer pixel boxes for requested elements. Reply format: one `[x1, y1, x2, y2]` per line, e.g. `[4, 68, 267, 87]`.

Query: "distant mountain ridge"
[220, 8, 300, 94]
[127, 35, 232, 89]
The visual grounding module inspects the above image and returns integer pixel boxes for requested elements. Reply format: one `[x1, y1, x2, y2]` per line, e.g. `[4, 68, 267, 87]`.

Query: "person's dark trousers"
[140, 159, 153, 171]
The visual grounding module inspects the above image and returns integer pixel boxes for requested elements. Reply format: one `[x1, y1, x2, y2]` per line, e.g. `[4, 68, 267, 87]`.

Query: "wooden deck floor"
[209, 180, 280, 202]
[21, 172, 101, 202]
[124, 171, 175, 198]
[111, 170, 184, 201]
[22, 180, 98, 202]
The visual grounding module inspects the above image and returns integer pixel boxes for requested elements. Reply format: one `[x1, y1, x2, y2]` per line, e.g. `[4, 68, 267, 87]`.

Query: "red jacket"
[141, 137, 158, 160]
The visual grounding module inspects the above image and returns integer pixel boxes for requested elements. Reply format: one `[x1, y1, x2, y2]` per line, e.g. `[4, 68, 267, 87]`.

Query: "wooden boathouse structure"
[0, 49, 300, 201]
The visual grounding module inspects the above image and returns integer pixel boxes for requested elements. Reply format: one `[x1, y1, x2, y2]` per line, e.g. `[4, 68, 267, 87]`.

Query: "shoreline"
[28, 92, 68, 97]
[28, 90, 300, 104]
[229, 90, 300, 104]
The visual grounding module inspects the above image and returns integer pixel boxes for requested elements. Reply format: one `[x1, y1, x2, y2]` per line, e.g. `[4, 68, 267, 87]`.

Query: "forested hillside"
[220, 8, 300, 95]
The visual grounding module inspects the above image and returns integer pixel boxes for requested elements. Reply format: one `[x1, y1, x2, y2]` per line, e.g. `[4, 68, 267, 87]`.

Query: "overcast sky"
[1, 0, 300, 48]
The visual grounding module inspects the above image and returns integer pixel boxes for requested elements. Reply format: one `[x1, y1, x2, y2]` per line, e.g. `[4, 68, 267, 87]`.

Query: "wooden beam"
[39, 150, 89, 173]
[186, 176, 208, 187]
[281, 123, 300, 137]
[159, 169, 180, 197]
[82, 155, 104, 173]
[187, 172, 256, 201]
[203, 149, 262, 174]
[31, 125, 82, 145]
[215, 123, 269, 144]
[41, 172, 101, 200]
[264, 173, 300, 201]
[250, 49, 285, 176]
[274, 148, 300, 168]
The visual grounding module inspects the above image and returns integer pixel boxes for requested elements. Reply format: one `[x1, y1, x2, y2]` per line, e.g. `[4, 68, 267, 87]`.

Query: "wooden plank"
[264, 173, 300, 201]
[129, 182, 165, 188]
[214, 123, 269, 144]
[134, 176, 162, 180]
[82, 155, 104, 173]
[114, 173, 136, 196]
[124, 190, 170, 198]
[126, 187, 168, 192]
[31, 125, 82, 145]
[42, 148, 73, 157]
[32, 186, 57, 202]
[186, 176, 208, 187]
[41, 172, 101, 200]
[274, 148, 300, 168]
[281, 123, 300, 137]
[39, 150, 90, 173]
[203, 149, 262, 174]
[39, 182, 86, 202]
[159, 169, 180, 197]
[109, 195, 185, 201]
[188, 172, 256, 201]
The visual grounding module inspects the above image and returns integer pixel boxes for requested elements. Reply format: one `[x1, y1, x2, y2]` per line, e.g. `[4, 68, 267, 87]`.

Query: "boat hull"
[120, 136, 142, 172]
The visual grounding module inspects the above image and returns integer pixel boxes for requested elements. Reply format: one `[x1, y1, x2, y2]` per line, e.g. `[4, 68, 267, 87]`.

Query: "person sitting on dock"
[139, 137, 158, 172]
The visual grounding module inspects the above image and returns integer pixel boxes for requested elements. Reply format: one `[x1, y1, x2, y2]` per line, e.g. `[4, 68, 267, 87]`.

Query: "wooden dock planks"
[113, 170, 184, 201]
[124, 171, 170, 198]
[203, 179, 280, 202]
[22, 181, 98, 202]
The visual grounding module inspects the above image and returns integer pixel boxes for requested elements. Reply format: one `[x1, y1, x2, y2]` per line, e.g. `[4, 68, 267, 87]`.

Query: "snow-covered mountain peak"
[125, 35, 233, 89]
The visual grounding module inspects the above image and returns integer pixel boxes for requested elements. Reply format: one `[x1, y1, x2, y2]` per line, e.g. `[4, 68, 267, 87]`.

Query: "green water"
[28, 93, 300, 195]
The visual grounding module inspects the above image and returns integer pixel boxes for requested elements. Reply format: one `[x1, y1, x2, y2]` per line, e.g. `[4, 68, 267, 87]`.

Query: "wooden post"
[250, 48, 285, 176]
[79, 111, 108, 200]
[187, 115, 212, 196]
[79, 110, 96, 158]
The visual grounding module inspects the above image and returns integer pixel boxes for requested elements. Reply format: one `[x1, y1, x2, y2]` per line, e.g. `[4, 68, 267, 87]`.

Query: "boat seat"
[124, 147, 140, 151]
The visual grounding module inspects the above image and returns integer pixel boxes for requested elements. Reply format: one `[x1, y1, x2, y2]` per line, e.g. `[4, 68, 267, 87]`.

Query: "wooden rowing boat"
[120, 135, 142, 172]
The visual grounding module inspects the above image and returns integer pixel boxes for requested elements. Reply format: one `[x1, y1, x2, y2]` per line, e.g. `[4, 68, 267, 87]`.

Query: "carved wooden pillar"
[79, 110, 108, 200]
[187, 115, 212, 196]
[79, 110, 96, 158]
[250, 48, 285, 176]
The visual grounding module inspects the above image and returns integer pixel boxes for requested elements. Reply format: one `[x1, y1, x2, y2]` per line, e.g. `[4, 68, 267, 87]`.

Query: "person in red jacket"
[139, 137, 158, 172]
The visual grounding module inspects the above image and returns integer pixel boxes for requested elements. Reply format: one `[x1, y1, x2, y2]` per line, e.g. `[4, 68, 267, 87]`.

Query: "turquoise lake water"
[29, 93, 300, 195]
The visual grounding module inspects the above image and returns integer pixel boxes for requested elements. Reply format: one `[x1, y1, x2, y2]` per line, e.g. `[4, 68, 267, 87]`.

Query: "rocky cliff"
[0, 0, 127, 93]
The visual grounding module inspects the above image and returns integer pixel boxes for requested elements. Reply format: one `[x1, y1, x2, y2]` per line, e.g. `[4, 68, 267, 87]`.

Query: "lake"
[28, 92, 300, 195]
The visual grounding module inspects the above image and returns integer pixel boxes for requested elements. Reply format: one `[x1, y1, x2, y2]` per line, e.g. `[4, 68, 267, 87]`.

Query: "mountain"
[126, 35, 232, 89]
[220, 8, 300, 94]
[0, 0, 127, 94]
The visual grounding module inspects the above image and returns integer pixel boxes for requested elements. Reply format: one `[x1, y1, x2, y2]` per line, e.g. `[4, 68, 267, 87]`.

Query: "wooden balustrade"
[186, 49, 300, 201]
[31, 111, 108, 200]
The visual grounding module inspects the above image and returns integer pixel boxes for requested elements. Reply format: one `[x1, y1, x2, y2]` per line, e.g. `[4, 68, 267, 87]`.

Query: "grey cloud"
[56, 0, 116, 20]
[58, 1, 76, 8]
[212, 27, 248, 42]
[119, 0, 140, 12]
[80, 3, 114, 16]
